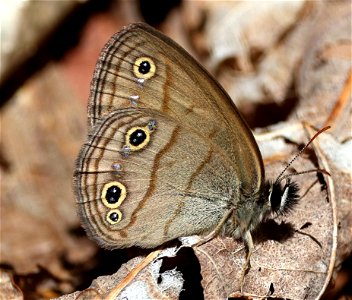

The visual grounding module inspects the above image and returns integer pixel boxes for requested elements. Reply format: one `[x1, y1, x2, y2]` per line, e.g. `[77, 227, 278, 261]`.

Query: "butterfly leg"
[240, 230, 254, 293]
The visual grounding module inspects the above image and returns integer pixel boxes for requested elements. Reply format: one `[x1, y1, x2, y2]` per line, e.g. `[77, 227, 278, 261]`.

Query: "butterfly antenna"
[275, 126, 331, 184]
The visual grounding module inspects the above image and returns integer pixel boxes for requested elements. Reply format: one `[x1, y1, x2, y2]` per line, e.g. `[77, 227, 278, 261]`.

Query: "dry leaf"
[202, 0, 309, 107]
[205, 1, 306, 72]
[295, 1, 352, 140]
[0, 66, 88, 274]
[56, 250, 185, 300]
[1, 1, 78, 79]
[0, 270, 23, 300]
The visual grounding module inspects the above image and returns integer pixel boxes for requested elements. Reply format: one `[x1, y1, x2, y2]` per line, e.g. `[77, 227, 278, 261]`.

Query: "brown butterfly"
[74, 23, 317, 262]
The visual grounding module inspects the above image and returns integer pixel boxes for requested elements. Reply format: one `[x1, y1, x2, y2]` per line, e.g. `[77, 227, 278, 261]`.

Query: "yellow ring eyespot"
[106, 209, 122, 225]
[101, 181, 127, 209]
[133, 57, 156, 79]
[125, 126, 151, 151]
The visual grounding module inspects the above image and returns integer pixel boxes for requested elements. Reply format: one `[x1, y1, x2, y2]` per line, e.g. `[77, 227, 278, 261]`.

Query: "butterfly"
[73, 22, 330, 271]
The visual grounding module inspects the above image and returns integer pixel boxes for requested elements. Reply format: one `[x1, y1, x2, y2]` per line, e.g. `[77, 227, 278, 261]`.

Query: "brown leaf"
[0, 270, 23, 300]
[57, 250, 185, 300]
[0, 66, 89, 274]
[296, 1, 352, 140]
[202, 1, 310, 107]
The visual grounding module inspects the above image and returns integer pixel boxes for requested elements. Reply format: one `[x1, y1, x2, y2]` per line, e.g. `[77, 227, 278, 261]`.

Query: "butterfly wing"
[75, 23, 265, 249]
[75, 108, 238, 248]
[88, 23, 264, 194]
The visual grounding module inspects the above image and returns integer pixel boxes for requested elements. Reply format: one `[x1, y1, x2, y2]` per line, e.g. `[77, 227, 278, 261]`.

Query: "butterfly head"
[267, 179, 300, 215]
[232, 178, 300, 237]
[264, 126, 331, 217]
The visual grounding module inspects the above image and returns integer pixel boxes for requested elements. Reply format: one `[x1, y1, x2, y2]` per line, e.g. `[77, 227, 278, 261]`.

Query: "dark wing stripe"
[119, 125, 181, 235]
